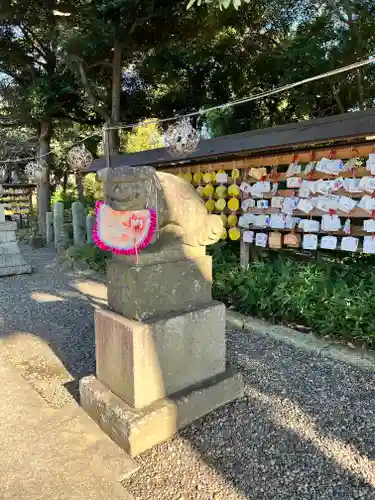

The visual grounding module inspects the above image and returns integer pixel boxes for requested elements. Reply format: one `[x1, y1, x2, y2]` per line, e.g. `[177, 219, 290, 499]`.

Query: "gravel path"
[1, 247, 375, 499]
[0, 246, 101, 406]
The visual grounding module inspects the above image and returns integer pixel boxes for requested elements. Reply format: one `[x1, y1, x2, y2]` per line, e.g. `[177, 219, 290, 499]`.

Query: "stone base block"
[95, 303, 226, 409]
[0, 264, 32, 277]
[0, 224, 32, 276]
[80, 368, 244, 457]
[107, 256, 213, 320]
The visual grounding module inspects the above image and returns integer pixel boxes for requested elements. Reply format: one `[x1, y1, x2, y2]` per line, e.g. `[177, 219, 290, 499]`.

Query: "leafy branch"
[187, 0, 250, 9]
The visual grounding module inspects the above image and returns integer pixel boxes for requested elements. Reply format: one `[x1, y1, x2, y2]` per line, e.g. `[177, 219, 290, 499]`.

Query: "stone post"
[86, 214, 95, 244]
[0, 204, 32, 276]
[46, 211, 54, 245]
[53, 202, 69, 249]
[72, 201, 86, 246]
[79, 166, 244, 457]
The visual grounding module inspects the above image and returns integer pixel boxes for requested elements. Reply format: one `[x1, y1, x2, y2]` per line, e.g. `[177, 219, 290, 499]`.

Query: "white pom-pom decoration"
[67, 145, 93, 171]
[25, 161, 45, 183]
[164, 118, 200, 156]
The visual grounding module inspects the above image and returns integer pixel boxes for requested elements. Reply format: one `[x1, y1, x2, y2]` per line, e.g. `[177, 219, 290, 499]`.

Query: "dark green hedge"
[210, 242, 375, 347]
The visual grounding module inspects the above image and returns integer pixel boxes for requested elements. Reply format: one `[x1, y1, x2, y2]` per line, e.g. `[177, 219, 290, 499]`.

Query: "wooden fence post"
[240, 240, 250, 268]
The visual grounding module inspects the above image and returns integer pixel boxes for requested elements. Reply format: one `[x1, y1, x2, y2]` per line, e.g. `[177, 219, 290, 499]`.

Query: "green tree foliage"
[1, 0, 374, 197]
[203, 0, 375, 135]
[124, 121, 163, 153]
[138, 0, 300, 133]
[142, 0, 374, 136]
[64, 0, 213, 153]
[0, 0, 97, 233]
[187, 0, 251, 9]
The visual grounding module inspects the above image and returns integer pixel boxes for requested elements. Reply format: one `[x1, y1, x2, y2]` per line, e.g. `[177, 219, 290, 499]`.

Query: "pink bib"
[93, 201, 157, 255]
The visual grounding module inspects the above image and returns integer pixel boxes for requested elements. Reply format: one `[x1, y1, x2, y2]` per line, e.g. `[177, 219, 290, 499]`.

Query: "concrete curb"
[226, 309, 375, 373]
[73, 267, 106, 283]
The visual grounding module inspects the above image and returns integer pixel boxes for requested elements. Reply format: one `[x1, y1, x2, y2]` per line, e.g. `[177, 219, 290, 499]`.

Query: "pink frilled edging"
[93, 200, 157, 255]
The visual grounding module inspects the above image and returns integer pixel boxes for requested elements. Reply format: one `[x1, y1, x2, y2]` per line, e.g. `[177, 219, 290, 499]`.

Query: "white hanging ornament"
[25, 161, 45, 183]
[67, 145, 93, 171]
[164, 117, 200, 156]
[10, 171, 20, 184]
[0, 184, 4, 197]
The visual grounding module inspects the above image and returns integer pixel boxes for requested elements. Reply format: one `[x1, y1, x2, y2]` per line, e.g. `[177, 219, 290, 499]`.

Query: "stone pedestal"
[107, 256, 213, 321]
[95, 303, 226, 408]
[79, 165, 243, 456]
[80, 252, 244, 456]
[80, 368, 243, 457]
[0, 207, 32, 277]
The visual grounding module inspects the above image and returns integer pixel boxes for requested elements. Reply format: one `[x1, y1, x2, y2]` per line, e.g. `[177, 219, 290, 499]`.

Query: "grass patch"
[66, 244, 110, 273]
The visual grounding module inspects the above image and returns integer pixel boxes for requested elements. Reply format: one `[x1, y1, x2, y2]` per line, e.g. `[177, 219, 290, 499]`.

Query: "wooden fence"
[0, 183, 35, 228]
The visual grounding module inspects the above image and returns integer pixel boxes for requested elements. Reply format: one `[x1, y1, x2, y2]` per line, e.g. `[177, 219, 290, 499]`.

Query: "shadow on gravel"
[175, 329, 375, 499]
[0, 277, 97, 402]
[230, 329, 375, 464]
[124, 329, 375, 499]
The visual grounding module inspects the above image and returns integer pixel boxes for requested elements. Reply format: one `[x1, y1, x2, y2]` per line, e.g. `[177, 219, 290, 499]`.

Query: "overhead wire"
[0, 132, 100, 164]
[0, 55, 374, 164]
[105, 56, 375, 131]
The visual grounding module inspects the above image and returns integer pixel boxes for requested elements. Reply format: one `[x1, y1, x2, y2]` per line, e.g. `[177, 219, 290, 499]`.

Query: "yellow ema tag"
[227, 197, 240, 211]
[227, 214, 238, 226]
[215, 198, 226, 211]
[229, 227, 241, 240]
[228, 184, 240, 197]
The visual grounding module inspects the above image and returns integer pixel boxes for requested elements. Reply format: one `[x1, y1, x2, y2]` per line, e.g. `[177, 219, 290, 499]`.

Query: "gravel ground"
[125, 329, 375, 500]
[1, 247, 375, 499]
[0, 246, 100, 406]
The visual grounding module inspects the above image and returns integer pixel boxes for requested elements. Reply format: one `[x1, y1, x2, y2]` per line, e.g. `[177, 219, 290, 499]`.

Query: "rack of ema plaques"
[174, 169, 242, 243]
[0, 205, 31, 276]
[169, 149, 375, 256]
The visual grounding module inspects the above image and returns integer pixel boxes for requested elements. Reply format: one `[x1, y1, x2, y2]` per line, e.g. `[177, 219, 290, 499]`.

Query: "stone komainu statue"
[97, 165, 224, 248]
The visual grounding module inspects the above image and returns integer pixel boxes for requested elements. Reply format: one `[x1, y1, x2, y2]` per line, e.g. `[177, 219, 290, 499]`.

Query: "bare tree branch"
[87, 60, 113, 70]
[0, 67, 30, 85]
[71, 57, 111, 122]
[327, 0, 366, 110]
[19, 24, 48, 63]
[328, 80, 345, 113]
[128, 12, 157, 36]
[356, 69, 365, 110]
[341, 0, 366, 110]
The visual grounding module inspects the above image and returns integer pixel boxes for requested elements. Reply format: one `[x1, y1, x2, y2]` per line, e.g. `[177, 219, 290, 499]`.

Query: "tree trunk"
[63, 169, 68, 196]
[76, 172, 84, 202]
[37, 119, 53, 236]
[108, 42, 123, 155]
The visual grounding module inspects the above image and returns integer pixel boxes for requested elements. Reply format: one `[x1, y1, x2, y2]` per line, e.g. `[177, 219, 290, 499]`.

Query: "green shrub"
[51, 186, 77, 209]
[83, 173, 102, 207]
[66, 244, 110, 273]
[51, 174, 102, 210]
[210, 243, 375, 347]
